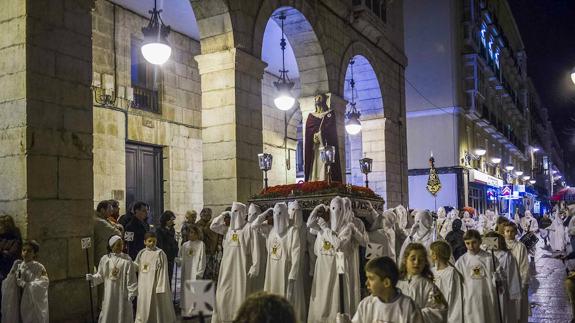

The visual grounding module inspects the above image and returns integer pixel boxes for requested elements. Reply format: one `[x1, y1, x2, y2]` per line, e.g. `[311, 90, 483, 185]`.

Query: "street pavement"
[528, 241, 573, 323]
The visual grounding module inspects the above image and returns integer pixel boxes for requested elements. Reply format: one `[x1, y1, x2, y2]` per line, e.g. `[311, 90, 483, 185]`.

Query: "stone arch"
[339, 42, 388, 199]
[189, 0, 235, 53]
[252, 2, 331, 96]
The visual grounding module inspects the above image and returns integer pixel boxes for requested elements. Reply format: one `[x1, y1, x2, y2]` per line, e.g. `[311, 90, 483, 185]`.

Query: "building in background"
[404, 0, 565, 215]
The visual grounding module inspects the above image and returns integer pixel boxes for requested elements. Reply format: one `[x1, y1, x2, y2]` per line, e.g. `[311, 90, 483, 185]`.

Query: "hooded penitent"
[288, 200, 304, 228]
[399, 209, 434, 261]
[329, 196, 346, 233]
[273, 203, 290, 237]
[248, 203, 262, 224]
[230, 202, 248, 230]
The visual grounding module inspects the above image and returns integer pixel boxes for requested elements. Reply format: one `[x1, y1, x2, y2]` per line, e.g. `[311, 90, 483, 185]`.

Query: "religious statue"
[304, 94, 342, 182]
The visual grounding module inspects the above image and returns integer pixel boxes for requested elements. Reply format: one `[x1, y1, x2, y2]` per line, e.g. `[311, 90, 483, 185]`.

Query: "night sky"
[507, 0, 575, 181]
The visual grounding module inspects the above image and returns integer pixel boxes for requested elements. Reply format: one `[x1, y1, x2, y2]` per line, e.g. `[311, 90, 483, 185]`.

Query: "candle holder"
[359, 157, 373, 188]
[258, 153, 273, 190]
[320, 145, 336, 185]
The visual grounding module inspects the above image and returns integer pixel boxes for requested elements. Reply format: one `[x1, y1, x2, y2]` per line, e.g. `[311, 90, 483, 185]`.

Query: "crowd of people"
[1, 197, 575, 322]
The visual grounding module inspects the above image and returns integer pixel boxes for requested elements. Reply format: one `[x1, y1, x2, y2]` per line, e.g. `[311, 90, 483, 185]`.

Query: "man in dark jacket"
[445, 218, 466, 261]
[124, 201, 150, 260]
[156, 210, 178, 285]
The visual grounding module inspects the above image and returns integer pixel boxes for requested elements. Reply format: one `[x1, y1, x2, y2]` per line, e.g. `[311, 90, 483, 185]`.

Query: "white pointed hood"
[414, 209, 433, 235]
[247, 203, 261, 223]
[288, 200, 303, 228]
[437, 207, 446, 219]
[329, 196, 346, 233]
[343, 197, 354, 223]
[394, 205, 408, 229]
[273, 202, 290, 236]
[230, 202, 248, 230]
[382, 209, 396, 230]
[525, 210, 533, 219]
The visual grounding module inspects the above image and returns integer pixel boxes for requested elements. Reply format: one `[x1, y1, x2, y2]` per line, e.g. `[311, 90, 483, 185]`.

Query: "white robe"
[506, 239, 530, 323]
[455, 250, 499, 323]
[134, 247, 176, 323]
[520, 215, 539, 232]
[179, 240, 206, 316]
[494, 250, 522, 323]
[1, 260, 49, 323]
[307, 225, 353, 323]
[91, 253, 137, 323]
[263, 227, 304, 322]
[399, 230, 433, 262]
[549, 215, 566, 251]
[210, 210, 260, 323]
[397, 275, 447, 323]
[432, 266, 463, 323]
[352, 292, 424, 323]
[348, 217, 368, 314]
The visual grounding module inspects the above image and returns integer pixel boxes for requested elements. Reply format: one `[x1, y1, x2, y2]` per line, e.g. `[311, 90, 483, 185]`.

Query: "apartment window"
[354, 0, 387, 23]
[131, 38, 160, 113]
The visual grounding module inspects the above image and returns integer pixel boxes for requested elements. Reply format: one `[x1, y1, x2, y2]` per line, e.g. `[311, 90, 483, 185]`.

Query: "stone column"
[362, 118, 388, 199]
[0, 0, 93, 321]
[384, 115, 408, 208]
[299, 93, 347, 182]
[195, 49, 267, 211]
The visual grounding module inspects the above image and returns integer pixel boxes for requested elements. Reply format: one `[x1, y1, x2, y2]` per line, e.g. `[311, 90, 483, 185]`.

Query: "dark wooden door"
[126, 143, 163, 226]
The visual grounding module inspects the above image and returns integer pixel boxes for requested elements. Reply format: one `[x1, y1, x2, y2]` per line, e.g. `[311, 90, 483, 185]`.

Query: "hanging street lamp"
[359, 156, 373, 188]
[345, 58, 362, 135]
[258, 153, 273, 190]
[273, 12, 295, 111]
[141, 0, 172, 65]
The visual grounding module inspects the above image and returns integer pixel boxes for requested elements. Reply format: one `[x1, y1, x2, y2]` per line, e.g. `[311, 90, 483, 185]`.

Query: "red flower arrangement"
[253, 181, 381, 200]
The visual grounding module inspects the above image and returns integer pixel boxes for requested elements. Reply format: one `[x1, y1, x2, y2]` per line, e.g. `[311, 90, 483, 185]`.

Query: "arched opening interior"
[343, 55, 384, 189]
[260, 7, 326, 185]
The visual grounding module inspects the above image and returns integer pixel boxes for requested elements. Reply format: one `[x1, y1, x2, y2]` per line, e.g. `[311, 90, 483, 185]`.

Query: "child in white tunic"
[455, 230, 500, 323]
[337, 256, 423, 323]
[485, 231, 522, 323]
[397, 243, 447, 323]
[177, 226, 206, 316]
[430, 240, 463, 323]
[504, 222, 530, 323]
[1, 240, 49, 323]
[134, 232, 177, 323]
[86, 235, 137, 323]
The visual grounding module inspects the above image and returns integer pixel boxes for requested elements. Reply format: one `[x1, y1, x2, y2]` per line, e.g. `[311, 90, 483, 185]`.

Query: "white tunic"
[520, 216, 539, 232]
[397, 275, 447, 323]
[210, 211, 259, 323]
[455, 250, 499, 323]
[494, 250, 522, 323]
[179, 240, 206, 315]
[1, 260, 49, 323]
[134, 247, 176, 323]
[432, 266, 463, 323]
[91, 253, 137, 323]
[506, 239, 530, 323]
[263, 227, 304, 322]
[307, 225, 353, 323]
[352, 292, 424, 323]
[549, 215, 566, 251]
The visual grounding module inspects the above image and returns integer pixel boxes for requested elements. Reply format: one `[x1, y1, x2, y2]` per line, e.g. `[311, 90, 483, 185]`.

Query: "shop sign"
[501, 185, 512, 197]
[469, 169, 504, 188]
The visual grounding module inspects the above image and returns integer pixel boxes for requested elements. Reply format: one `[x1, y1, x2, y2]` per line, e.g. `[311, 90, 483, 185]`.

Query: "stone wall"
[0, 0, 95, 321]
[92, 1, 203, 227]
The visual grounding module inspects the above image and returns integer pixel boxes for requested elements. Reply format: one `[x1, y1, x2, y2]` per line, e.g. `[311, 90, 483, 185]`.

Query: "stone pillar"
[299, 94, 347, 182]
[362, 118, 388, 199]
[195, 49, 267, 211]
[0, 0, 93, 322]
[384, 116, 408, 208]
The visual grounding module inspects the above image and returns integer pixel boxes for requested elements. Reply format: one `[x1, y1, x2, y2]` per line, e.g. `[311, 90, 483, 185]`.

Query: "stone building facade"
[404, 0, 565, 213]
[0, 0, 408, 320]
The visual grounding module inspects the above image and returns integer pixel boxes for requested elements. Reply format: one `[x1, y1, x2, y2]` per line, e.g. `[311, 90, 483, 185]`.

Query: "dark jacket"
[124, 217, 149, 260]
[156, 226, 178, 261]
[446, 229, 466, 261]
[0, 233, 22, 280]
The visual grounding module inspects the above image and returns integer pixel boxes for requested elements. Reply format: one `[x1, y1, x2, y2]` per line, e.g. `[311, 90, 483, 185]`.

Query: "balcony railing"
[132, 85, 160, 113]
[353, 0, 387, 24]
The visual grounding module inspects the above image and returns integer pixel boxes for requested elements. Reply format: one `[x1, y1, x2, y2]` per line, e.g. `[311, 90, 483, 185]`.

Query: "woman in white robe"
[1, 241, 49, 323]
[87, 235, 137, 323]
[549, 213, 566, 251]
[177, 226, 206, 317]
[307, 196, 354, 323]
[134, 234, 176, 323]
[288, 200, 311, 321]
[210, 202, 260, 323]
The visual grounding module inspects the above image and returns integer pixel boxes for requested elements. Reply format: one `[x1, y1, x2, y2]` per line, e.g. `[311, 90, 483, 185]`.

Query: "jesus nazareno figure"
[304, 93, 342, 182]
